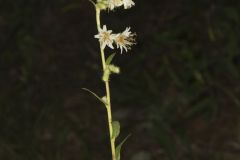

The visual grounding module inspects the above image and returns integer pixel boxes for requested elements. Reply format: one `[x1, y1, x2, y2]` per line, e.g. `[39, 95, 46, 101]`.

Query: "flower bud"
[96, 0, 108, 10]
[102, 68, 111, 82]
[101, 96, 108, 104]
[109, 65, 120, 74]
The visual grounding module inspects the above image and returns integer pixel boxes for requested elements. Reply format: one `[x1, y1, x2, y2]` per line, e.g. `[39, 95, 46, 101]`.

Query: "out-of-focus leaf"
[112, 121, 120, 140]
[116, 134, 131, 160]
[62, 3, 83, 12]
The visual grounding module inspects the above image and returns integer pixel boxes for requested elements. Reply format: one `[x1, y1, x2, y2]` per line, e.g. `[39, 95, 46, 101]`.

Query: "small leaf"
[116, 134, 131, 160]
[82, 88, 106, 105]
[106, 53, 116, 65]
[112, 121, 120, 140]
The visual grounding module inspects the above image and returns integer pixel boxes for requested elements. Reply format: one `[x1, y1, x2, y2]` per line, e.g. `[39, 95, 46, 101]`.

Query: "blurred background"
[0, 0, 240, 160]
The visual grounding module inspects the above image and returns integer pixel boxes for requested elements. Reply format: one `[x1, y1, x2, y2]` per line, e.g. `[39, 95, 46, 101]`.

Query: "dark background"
[0, 0, 240, 160]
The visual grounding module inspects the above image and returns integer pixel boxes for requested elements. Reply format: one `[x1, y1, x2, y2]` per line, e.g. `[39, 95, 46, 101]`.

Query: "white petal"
[94, 34, 100, 38]
[120, 46, 123, 54]
[108, 43, 114, 49]
[102, 25, 107, 31]
[123, 0, 135, 9]
[123, 46, 128, 52]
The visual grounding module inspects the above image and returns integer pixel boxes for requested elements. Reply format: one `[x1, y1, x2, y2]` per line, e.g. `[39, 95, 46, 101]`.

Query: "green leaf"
[112, 121, 120, 140]
[116, 134, 131, 160]
[106, 53, 116, 65]
[82, 88, 106, 105]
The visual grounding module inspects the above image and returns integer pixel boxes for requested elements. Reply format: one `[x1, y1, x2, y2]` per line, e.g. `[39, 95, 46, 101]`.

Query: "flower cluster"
[95, 25, 135, 53]
[94, 0, 136, 53]
[107, 0, 135, 10]
[96, 0, 135, 11]
[94, 25, 115, 49]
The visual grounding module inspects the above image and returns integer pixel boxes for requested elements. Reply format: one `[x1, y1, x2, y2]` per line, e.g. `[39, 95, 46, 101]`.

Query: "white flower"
[114, 27, 136, 53]
[94, 25, 115, 49]
[107, 0, 123, 10]
[122, 0, 135, 9]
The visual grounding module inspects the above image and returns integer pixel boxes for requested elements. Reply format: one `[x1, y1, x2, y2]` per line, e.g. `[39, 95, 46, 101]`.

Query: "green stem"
[96, 7, 116, 160]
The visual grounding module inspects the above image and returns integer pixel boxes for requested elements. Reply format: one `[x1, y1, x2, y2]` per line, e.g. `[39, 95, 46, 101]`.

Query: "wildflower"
[122, 0, 135, 9]
[107, 0, 123, 10]
[94, 25, 115, 49]
[114, 27, 136, 53]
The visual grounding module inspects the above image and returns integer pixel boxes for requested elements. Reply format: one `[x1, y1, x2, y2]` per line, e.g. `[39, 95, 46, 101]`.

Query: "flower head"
[122, 0, 135, 9]
[94, 25, 115, 49]
[114, 27, 136, 53]
[107, 0, 123, 10]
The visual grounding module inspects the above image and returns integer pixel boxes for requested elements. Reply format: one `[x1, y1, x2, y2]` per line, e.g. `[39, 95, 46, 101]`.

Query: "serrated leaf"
[116, 134, 131, 160]
[106, 53, 116, 65]
[82, 88, 106, 105]
[112, 121, 120, 140]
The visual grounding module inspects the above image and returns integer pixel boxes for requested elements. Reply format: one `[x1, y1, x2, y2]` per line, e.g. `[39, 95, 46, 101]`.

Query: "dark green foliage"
[0, 0, 240, 160]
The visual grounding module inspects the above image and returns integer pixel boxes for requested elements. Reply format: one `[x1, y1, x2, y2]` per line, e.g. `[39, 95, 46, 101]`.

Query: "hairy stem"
[96, 7, 116, 160]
